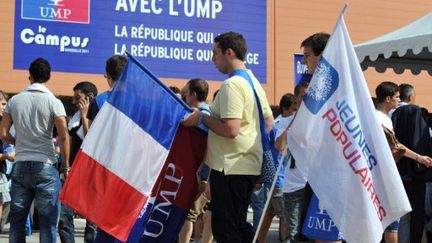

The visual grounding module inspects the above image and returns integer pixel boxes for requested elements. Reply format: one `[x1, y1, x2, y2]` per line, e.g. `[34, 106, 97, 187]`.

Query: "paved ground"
[0, 213, 282, 242]
[2, 214, 427, 243]
[0, 218, 87, 243]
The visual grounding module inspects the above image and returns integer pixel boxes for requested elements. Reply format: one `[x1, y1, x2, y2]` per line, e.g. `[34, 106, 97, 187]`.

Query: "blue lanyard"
[230, 69, 268, 144]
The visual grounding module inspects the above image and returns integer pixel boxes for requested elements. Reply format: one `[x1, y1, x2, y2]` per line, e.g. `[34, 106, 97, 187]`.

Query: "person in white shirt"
[275, 83, 310, 243]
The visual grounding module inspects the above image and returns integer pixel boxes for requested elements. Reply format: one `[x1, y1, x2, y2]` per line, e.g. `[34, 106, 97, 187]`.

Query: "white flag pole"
[252, 153, 291, 243]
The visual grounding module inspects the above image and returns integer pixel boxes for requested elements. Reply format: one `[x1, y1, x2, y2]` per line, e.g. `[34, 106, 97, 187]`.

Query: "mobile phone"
[86, 94, 94, 103]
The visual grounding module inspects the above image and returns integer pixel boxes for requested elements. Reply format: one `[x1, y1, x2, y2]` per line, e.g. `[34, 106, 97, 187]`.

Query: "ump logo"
[303, 57, 339, 114]
[22, 0, 90, 24]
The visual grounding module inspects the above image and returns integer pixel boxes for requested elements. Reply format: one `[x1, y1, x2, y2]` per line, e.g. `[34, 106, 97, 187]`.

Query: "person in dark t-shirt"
[58, 81, 98, 243]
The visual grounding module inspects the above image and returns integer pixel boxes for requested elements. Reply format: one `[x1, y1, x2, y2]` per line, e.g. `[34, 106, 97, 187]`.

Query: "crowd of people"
[0, 30, 431, 243]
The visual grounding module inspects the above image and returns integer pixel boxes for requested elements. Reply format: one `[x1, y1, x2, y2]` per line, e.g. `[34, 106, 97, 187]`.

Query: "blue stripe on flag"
[107, 54, 191, 150]
[95, 202, 188, 243]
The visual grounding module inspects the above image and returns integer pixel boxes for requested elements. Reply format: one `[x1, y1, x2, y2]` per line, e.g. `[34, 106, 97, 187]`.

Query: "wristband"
[63, 165, 71, 173]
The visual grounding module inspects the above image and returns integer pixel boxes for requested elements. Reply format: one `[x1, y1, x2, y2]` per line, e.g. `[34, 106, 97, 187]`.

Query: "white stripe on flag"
[81, 102, 169, 196]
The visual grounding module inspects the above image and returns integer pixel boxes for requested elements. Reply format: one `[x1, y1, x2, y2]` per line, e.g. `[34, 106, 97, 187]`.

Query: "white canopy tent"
[355, 12, 432, 75]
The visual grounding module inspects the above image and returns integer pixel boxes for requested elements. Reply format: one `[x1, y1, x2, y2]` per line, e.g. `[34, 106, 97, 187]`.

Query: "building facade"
[1, 0, 431, 109]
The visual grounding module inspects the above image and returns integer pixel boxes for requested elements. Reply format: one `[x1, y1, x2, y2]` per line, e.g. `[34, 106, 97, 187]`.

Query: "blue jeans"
[250, 186, 268, 231]
[9, 161, 60, 243]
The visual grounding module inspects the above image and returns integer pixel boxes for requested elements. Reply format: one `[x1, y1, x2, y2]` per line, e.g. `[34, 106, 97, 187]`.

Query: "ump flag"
[59, 54, 190, 242]
[287, 9, 411, 243]
[94, 125, 208, 243]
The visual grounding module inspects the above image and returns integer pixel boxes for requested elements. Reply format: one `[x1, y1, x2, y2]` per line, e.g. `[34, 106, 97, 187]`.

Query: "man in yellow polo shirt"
[184, 31, 274, 243]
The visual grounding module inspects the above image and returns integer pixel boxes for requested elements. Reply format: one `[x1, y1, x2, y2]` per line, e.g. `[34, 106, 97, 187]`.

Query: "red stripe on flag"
[59, 150, 147, 241]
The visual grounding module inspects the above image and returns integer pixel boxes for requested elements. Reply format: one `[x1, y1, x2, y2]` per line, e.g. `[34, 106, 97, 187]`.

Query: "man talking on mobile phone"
[58, 81, 98, 243]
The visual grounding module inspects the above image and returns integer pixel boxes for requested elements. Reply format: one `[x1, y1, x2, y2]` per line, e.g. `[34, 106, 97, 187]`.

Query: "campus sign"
[14, 0, 267, 82]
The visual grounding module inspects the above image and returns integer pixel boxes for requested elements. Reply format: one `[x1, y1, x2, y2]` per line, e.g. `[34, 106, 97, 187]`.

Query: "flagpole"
[341, 3, 349, 15]
[252, 153, 291, 243]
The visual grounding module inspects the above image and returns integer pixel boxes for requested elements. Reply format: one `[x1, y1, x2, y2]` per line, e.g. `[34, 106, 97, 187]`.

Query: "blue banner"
[13, 0, 267, 82]
[302, 194, 343, 241]
[294, 54, 312, 86]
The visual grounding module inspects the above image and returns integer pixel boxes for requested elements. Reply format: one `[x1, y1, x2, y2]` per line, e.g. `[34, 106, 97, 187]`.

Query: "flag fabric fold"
[59, 55, 191, 242]
[94, 125, 208, 243]
[287, 9, 411, 243]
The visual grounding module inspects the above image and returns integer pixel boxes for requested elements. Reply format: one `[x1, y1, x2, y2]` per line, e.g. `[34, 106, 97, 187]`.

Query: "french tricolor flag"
[94, 125, 208, 243]
[59, 54, 191, 242]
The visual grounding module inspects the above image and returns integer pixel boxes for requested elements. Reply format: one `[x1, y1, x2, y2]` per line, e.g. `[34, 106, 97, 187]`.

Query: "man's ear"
[385, 96, 391, 103]
[226, 48, 236, 59]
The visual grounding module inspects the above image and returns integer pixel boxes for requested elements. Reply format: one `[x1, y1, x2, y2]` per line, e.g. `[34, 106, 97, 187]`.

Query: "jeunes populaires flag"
[287, 7, 411, 243]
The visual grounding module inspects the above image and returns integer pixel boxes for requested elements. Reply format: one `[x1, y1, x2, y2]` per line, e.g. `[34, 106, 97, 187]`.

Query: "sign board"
[14, 0, 267, 82]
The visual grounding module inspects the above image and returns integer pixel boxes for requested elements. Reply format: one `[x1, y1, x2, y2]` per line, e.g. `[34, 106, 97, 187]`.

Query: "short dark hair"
[371, 97, 378, 109]
[214, 31, 247, 61]
[375, 81, 399, 103]
[187, 78, 208, 102]
[169, 86, 180, 94]
[0, 90, 8, 101]
[301, 32, 330, 56]
[399, 83, 414, 102]
[294, 82, 309, 97]
[106, 55, 127, 82]
[29, 57, 51, 83]
[279, 93, 295, 114]
[213, 89, 219, 101]
[73, 81, 98, 97]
